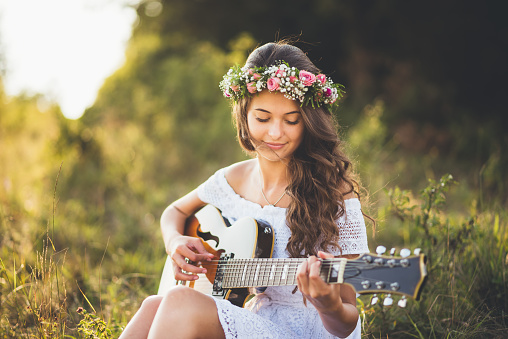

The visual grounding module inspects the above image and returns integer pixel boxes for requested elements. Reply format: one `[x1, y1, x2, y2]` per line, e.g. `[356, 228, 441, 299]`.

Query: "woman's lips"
[264, 142, 286, 150]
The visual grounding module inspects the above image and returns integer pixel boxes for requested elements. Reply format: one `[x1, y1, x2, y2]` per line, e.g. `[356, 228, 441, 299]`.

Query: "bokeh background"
[1, 0, 507, 337]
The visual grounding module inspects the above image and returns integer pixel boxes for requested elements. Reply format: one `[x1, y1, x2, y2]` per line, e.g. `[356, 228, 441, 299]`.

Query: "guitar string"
[185, 262, 400, 281]
[196, 264, 403, 290]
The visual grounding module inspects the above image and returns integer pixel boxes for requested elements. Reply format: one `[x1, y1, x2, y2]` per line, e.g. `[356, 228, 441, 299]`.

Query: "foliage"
[359, 175, 507, 338]
[76, 308, 122, 339]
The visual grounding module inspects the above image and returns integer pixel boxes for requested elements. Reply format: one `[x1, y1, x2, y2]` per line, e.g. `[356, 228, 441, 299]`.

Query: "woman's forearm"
[318, 301, 359, 338]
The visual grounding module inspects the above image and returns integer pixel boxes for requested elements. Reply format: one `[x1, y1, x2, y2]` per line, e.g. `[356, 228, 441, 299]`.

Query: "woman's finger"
[171, 262, 199, 281]
[171, 252, 206, 275]
[190, 238, 214, 261]
[176, 242, 213, 264]
[296, 259, 309, 294]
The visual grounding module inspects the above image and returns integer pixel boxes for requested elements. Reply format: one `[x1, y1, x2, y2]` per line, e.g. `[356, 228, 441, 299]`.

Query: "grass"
[359, 175, 507, 338]
[0, 102, 506, 337]
[2, 173, 506, 338]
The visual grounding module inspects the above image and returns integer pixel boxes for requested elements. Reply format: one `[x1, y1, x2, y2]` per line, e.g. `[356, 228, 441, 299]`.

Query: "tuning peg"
[376, 246, 387, 255]
[390, 247, 396, 256]
[383, 294, 393, 307]
[414, 248, 422, 255]
[370, 294, 379, 305]
[400, 248, 411, 258]
[398, 296, 407, 308]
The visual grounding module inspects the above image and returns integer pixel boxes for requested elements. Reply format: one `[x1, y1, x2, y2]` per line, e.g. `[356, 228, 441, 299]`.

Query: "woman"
[120, 41, 369, 338]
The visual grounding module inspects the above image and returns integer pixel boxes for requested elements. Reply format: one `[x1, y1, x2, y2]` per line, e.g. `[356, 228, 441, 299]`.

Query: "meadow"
[1, 93, 506, 338]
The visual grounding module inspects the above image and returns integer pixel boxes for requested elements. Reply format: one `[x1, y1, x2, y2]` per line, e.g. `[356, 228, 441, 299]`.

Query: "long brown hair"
[233, 42, 360, 257]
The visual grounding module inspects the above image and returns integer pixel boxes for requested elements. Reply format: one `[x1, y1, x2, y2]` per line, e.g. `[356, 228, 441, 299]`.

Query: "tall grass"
[1, 101, 506, 337]
[360, 175, 507, 338]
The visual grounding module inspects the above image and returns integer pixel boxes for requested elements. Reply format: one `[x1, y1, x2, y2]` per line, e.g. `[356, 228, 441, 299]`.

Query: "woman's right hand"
[167, 235, 215, 281]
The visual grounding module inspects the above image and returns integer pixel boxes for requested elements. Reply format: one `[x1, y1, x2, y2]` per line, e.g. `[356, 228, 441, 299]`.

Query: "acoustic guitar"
[158, 205, 427, 308]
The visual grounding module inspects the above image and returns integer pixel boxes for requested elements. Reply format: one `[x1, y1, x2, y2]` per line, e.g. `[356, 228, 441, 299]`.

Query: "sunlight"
[0, 0, 137, 119]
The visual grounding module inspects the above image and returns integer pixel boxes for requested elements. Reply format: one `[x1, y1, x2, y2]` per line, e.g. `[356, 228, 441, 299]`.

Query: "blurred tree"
[127, 0, 508, 196]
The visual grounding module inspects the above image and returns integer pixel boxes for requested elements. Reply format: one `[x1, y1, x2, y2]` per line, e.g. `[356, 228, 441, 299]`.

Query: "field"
[1, 94, 506, 338]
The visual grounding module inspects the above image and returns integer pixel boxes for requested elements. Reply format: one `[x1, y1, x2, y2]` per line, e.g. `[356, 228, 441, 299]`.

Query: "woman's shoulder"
[224, 159, 256, 191]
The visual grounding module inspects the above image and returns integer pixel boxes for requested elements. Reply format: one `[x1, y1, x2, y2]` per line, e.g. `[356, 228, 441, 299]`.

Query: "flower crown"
[219, 61, 345, 109]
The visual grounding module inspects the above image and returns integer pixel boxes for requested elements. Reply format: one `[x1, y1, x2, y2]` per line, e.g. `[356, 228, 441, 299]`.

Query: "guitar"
[158, 205, 427, 307]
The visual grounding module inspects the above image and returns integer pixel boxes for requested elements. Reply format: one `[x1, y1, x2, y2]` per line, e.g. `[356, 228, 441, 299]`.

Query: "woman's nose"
[268, 122, 283, 139]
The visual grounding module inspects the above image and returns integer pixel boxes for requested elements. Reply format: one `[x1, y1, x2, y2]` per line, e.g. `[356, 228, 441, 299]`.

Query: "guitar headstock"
[324, 247, 427, 302]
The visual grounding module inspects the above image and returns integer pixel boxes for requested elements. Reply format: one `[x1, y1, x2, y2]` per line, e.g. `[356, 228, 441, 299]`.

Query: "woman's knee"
[140, 295, 163, 312]
[161, 286, 215, 314]
[163, 286, 198, 305]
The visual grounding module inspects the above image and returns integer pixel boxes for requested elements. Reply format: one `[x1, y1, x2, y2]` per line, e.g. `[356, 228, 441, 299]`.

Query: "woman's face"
[246, 90, 305, 162]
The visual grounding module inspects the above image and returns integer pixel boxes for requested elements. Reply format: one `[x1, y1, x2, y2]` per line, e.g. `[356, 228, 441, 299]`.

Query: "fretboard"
[220, 258, 347, 289]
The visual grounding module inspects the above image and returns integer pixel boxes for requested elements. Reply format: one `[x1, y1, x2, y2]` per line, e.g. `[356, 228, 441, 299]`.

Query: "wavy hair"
[233, 42, 362, 257]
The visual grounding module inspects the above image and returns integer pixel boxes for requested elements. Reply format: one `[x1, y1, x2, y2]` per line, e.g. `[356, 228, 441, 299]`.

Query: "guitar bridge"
[212, 253, 233, 297]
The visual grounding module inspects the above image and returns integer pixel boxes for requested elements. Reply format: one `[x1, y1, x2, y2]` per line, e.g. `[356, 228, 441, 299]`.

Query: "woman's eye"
[286, 120, 300, 125]
[256, 117, 269, 122]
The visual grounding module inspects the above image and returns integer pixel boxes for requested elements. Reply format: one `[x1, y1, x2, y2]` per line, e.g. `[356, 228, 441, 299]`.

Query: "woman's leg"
[147, 286, 225, 339]
[119, 295, 164, 339]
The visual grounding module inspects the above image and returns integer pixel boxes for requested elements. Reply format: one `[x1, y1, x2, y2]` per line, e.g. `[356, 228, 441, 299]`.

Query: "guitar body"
[158, 205, 274, 307]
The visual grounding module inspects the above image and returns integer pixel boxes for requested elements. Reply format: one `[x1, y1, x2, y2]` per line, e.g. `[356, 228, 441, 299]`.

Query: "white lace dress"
[197, 167, 369, 339]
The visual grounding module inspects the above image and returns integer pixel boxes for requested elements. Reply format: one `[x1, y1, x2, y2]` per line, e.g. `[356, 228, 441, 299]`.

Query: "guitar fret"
[248, 259, 254, 287]
[254, 263, 260, 283]
[242, 262, 247, 282]
[290, 261, 297, 285]
[282, 263, 288, 280]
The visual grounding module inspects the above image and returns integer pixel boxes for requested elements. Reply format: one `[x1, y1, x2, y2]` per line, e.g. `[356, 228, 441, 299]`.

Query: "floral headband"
[219, 61, 345, 109]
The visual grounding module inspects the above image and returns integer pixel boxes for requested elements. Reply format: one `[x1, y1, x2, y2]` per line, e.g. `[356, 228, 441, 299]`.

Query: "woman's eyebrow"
[254, 108, 301, 115]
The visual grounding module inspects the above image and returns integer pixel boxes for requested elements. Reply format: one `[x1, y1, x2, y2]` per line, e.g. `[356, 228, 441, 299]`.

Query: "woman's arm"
[160, 190, 213, 281]
[297, 252, 359, 338]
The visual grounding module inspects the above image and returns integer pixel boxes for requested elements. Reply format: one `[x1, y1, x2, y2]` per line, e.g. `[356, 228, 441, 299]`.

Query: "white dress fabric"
[197, 167, 369, 339]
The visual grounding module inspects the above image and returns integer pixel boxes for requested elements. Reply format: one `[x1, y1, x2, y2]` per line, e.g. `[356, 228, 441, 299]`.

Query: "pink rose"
[224, 90, 232, 98]
[230, 85, 240, 92]
[299, 70, 316, 86]
[253, 73, 261, 80]
[247, 82, 257, 94]
[323, 87, 332, 97]
[247, 69, 254, 75]
[267, 77, 281, 91]
[316, 74, 326, 85]
[275, 69, 285, 77]
[289, 76, 297, 83]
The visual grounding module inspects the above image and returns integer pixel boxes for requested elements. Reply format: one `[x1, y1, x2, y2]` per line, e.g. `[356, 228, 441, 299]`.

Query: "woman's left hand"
[296, 251, 343, 313]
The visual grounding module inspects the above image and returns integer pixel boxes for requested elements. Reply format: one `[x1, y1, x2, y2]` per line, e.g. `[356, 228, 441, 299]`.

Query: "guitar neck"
[217, 253, 427, 299]
[220, 257, 347, 289]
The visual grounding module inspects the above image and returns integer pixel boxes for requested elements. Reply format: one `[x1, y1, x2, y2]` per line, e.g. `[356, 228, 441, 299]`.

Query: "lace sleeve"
[330, 198, 370, 256]
[196, 168, 226, 206]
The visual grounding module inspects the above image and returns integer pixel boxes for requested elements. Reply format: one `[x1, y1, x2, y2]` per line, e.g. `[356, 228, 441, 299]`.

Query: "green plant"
[76, 307, 122, 339]
[360, 174, 507, 338]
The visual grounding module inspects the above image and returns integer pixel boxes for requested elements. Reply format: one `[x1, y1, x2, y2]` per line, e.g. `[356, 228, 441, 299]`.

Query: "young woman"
[120, 42, 369, 339]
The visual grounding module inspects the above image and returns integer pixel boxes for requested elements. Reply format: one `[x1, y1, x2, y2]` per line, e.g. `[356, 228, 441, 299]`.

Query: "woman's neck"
[256, 157, 289, 191]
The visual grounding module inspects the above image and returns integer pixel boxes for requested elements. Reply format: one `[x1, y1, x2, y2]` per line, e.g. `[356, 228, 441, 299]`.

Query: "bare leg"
[119, 295, 163, 339]
[147, 286, 225, 339]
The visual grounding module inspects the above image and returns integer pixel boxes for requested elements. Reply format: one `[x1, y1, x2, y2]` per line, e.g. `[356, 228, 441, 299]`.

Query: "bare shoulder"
[225, 159, 256, 192]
